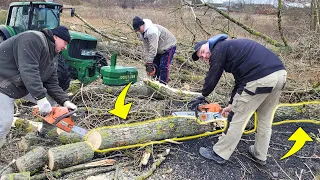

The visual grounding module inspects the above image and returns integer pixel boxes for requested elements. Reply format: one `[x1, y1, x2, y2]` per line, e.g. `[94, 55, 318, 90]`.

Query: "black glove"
[187, 96, 206, 111]
[145, 62, 155, 74]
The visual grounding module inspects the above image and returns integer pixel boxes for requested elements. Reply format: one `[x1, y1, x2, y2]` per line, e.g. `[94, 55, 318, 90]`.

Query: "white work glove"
[63, 101, 77, 110]
[37, 97, 52, 114]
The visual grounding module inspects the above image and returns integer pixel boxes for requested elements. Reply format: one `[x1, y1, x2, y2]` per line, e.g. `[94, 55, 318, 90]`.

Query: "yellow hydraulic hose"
[85, 101, 320, 153]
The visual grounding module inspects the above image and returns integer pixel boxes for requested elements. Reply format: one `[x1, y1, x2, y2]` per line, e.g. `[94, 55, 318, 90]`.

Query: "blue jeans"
[153, 46, 176, 85]
[0, 92, 15, 148]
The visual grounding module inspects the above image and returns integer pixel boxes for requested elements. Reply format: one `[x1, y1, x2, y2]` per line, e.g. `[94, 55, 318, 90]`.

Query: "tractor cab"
[0, 1, 74, 40]
[7, 3, 60, 33]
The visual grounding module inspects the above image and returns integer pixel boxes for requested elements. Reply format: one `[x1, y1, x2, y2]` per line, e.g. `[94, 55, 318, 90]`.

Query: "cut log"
[274, 104, 320, 122]
[48, 141, 94, 170]
[12, 117, 42, 130]
[86, 116, 218, 150]
[15, 146, 47, 174]
[12, 117, 40, 135]
[0, 172, 30, 180]
[55, 128, 85, 144]
[30, 159, 124, 180]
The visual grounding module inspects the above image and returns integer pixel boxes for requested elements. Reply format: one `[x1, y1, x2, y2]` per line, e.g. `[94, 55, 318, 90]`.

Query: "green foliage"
[0, 10, 7, 25]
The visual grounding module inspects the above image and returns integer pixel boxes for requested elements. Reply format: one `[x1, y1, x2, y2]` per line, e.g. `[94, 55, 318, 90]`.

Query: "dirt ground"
[56, 122, 319, 180]
[148, 122, 320, 180]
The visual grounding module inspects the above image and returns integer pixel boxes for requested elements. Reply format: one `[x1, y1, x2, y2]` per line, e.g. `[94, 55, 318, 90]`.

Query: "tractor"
[0, 1, 138, 90]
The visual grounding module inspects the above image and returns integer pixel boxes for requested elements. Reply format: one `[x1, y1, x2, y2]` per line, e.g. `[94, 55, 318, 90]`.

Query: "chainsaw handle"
[53, 109, 77, 125]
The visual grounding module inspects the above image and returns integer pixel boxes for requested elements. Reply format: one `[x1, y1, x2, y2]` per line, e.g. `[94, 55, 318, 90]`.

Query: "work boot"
[248, 145, 267, 166]
[199, 147, 226, 165]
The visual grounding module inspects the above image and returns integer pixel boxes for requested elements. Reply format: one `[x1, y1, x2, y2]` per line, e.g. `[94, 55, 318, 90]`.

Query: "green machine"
[0, 1, 137, 89]
[100, 53, 138, 86]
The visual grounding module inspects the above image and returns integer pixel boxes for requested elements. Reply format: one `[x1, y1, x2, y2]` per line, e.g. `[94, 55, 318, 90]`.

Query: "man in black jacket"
[188, 34, 287, 165]
[0, 26, 77, 148]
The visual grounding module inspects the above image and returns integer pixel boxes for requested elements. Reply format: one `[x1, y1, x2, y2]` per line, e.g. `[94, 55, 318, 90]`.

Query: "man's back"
[218, 39, 285, 83]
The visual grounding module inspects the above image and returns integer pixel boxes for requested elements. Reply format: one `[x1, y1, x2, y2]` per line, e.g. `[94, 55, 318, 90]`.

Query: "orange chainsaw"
[172, 103, 227, 124]
[33, 107, 87, 136]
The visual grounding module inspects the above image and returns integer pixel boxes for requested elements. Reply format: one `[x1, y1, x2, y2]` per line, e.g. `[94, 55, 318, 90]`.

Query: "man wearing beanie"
[132, 16, 177, 85]
[0, 26, 77, 148]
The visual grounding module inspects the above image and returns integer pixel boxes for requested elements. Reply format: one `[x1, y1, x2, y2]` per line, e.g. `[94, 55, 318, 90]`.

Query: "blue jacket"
[202, 38, 285, 104]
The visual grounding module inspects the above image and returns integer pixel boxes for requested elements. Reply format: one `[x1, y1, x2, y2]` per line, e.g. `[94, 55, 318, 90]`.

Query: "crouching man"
[0, 26, 77, 148]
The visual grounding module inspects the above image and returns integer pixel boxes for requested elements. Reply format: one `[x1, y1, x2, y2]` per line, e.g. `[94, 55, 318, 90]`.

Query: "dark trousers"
[153, 46, 176, 85]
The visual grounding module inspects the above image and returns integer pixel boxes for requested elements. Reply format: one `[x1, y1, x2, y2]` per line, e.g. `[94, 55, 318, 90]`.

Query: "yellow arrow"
[280, 127, 313, 160]
[108, 82, 132, 120]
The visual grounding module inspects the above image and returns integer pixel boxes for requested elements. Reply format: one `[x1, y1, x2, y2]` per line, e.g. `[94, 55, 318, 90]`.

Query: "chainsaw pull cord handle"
[53, 109, 77, 125]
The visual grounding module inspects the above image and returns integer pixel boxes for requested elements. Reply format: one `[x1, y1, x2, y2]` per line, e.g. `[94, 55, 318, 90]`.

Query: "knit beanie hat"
[51, 26, 71, 44]
[132, 16, 144, 31]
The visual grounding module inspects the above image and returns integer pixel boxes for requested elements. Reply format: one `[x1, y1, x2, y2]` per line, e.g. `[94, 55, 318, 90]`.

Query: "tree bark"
[0, 172, 30, 180]
[86, 116, 217, 150]
[55, 128, 85, 144]
[30, 160, 133, 180]
[48, 141, 94, 170]
[277, 0, 289, 47]
[15, 146, 48, 174]
[84, 79, 200, 100]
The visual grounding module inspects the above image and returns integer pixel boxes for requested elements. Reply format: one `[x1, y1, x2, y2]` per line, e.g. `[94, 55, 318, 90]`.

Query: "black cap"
[132, 16, 144, 32]
[51, 26, 71, 44]
[192, 40, 208, 61]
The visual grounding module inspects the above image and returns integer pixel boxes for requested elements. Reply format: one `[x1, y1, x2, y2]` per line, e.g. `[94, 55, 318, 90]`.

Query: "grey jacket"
[139, 19, 177, 62]
[0, 30, 69, 105]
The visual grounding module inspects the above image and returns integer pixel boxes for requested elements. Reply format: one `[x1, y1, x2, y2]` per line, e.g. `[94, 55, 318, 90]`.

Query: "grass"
[0, 10, 7, 24]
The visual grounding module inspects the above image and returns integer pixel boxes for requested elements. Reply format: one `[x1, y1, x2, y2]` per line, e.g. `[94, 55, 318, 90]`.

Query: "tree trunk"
[311, 0, 320, 32]
[15, 147, 48, 174]
[48, 141, 94, 170]
[86, 116, 217, 150]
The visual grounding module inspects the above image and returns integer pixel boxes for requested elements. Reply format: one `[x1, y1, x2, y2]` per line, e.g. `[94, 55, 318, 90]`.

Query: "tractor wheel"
[57, 54, 71, 91]
[95, 52, 108, 72]
[0, 32, 6, 43]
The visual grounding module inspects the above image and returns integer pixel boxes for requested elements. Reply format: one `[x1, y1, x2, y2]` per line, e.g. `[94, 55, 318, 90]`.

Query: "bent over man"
[132, 16, 177, 85]
[0, 26, 77, 148]
[188, 34, 287, 165]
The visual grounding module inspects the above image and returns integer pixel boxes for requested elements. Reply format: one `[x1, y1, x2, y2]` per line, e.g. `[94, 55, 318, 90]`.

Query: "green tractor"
[0, 1, 138, 90]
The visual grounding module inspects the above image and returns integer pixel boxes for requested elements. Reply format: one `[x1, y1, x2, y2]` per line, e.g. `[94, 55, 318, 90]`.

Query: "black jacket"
[202, 39, 285, 104]
[0, 29, 69, 105]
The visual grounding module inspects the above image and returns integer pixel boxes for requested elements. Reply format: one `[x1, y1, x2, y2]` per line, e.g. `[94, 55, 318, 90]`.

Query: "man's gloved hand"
[187, 96, 206, 111]
[63, 101, 77, 110]
[37, 97, 52, 114]
[145, 61, 156, 76]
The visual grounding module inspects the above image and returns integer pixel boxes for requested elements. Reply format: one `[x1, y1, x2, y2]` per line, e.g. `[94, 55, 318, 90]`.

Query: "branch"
[185, 3, 285, 47]
[74, 13, 134, 44]
[277, 0, 289, 47]
[0, 159, 16, 175]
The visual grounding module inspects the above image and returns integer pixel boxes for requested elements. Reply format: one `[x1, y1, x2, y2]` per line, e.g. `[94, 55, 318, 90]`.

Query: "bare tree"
[311, 0, 320, 32]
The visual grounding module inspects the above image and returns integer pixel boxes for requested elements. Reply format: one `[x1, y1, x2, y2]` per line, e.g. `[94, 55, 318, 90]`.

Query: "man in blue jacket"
[188, 34, 287, 165]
